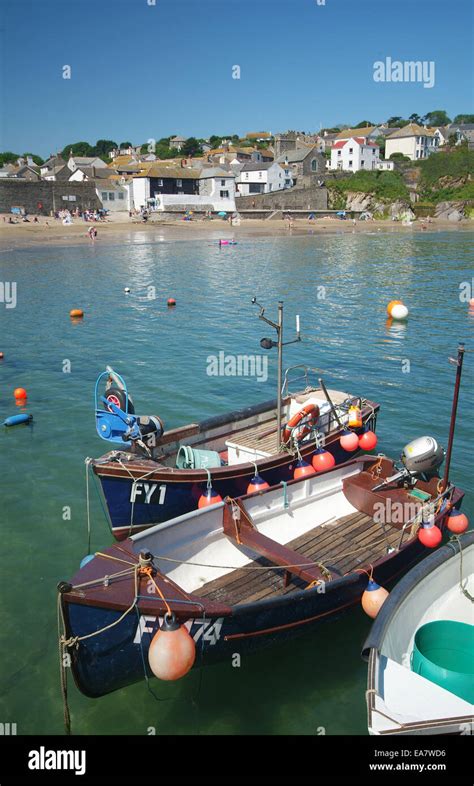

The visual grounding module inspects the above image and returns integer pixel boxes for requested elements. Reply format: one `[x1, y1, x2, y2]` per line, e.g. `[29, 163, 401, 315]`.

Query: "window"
[372, 148, 376, 154]
[108, 192, 115, 200]
[258, 172, 262, 178]
[221, 179, 226, 186]
[157, 179, 163, 186]
[349, 148, 353, 154]
[348, 160, 353, 167]
[337, 150, 341, 156]
[311, 159, 318, 172]
[101, 192, 108, 201]
[245, 172, 249, 179]
[361, 160, 365, 167]
[220, 190, 229, 198]
[176, 179, 182, 187]
[118, 192, 124, 200]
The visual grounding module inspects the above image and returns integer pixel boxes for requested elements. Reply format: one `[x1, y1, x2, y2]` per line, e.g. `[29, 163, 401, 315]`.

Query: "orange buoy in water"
[387, 300, 403, 316]
[14, 387, 27, 400]
[340, 430, 359, 452]
[446, 509, 469, 534]
[418, 521, 442, 548]
[359, 430, 378, 451]
[70, 309, 84, 318]
[293, 459, 316, 479]
[311, 448, 336, 472]
[361, 580, 389, 618]
[0, 352, 4, 360]
[167, 298, 176, 307]
[247, 474, 270, 494]
[198, 486, 223, 508]
[148, 613, 196, 681]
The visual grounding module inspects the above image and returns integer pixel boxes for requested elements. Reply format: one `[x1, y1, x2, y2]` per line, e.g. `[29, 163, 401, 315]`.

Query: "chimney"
[27, 155, 34, 167]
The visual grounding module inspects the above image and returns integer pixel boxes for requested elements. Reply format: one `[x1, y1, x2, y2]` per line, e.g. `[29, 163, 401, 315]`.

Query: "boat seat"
[222, 499, 327, 585]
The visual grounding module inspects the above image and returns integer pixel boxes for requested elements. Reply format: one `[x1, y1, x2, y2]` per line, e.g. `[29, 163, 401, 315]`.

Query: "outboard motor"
[401, 436, 445, 477]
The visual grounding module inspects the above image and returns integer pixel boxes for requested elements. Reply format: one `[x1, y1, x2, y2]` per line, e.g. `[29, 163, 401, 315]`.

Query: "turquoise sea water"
[0, 228, 472, 736]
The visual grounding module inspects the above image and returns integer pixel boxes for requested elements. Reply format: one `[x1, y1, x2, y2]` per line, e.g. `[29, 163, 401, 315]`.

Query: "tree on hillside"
[181, 137, 202, 157]
[0, 151, 20, 165]
[61, 141, 95, 158]
[409, 113, 422, 124]
[355, 120, 374, 128]
[119, 141, 132, 148]
[453, 114, 474, 124]
[386, 116, 408, 127]
[209, 135, 223, 148]
[95, 139, 118, 157]
[422, 110, 451, 127]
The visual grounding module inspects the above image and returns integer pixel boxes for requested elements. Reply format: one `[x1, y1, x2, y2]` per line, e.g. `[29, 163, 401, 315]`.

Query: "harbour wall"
[0, 181, 100, 214]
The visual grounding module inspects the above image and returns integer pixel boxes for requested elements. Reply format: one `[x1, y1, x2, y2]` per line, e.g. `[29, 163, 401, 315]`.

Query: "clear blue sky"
[1, 0, 473, 157]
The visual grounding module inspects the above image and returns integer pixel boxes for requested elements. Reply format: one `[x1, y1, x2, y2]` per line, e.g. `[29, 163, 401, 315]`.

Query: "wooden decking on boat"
[195, 511, 402, 605]
[227, 416, 279, 454]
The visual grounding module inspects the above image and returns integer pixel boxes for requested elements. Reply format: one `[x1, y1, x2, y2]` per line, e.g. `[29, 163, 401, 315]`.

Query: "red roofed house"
[330, 137, 381, 172]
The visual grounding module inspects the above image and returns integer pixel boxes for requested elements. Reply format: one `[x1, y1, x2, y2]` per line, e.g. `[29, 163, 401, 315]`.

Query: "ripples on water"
[0, 230, 472, 734]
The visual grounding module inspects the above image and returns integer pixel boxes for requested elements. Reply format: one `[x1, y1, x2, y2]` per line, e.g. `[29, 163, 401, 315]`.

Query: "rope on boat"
[446, 531, 474, 603]
[84, 458, 92, 554]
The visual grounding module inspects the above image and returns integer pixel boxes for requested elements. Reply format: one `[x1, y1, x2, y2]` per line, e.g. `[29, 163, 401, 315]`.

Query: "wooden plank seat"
[222, 499, 327, 586]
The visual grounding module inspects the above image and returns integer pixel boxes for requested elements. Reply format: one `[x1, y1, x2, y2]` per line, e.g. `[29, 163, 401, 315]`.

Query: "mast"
[441, 342, 465, 492]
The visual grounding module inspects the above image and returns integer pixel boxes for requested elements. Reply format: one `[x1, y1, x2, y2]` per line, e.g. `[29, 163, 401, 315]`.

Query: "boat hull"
[64, 535, 426, 699]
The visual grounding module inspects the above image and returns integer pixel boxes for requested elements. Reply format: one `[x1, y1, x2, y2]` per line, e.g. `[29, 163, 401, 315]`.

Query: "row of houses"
[1, 122, 471, 214]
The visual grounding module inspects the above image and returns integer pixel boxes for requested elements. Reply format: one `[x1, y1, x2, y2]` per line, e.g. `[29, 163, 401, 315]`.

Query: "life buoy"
[282, 403, 319, 443]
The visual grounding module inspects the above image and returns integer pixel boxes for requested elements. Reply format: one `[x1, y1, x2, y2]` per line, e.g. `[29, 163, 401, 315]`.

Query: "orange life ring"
[282, 403, 320, 444]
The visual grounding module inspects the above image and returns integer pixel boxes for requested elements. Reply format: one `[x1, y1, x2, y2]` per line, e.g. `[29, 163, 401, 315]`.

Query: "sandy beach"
[0, 212, 471, 247]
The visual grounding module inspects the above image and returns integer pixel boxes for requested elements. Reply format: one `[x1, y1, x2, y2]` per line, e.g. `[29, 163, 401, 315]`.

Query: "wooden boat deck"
[195, 511, 402, 605]
[227, 417, 279, 454]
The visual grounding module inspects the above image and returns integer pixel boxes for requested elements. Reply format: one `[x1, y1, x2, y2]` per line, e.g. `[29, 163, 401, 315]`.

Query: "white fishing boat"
[362, 529, 474, 735]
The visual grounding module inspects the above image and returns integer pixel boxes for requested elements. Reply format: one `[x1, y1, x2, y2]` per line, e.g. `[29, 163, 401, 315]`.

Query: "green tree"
[375, 136, 386, 156]
[93, 139, 118, 157]
[408, 113, 422, 124]
[181, 137, 202, 157]
[422, 110, 451, 127]
[453, 114, 474, 124]
[119, 141, 132, 148]
[61, 141, 95, 158]
[386, 116, 407, 128]
[355, 120, 374, 128]
[0, 151, 20, 165]
[389, 152, 411, 162]
[209, 135, 223, 148]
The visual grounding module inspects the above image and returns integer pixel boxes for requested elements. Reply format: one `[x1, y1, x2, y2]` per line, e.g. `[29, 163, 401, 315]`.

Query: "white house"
[385, 124, 438, 161]
[131, 164, 236, 213]
[97, 182, 129, 212]
[235, 162, 286, 195]
[330, 137, 381, 172]
[67, 155, 108, 172]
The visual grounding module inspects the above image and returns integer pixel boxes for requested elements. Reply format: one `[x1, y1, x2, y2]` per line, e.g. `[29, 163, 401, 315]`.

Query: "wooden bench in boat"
[195, 508, 403, 606]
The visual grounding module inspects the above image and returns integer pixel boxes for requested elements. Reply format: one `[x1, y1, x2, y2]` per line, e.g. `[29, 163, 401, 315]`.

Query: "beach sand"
[0, 212, 471, 247]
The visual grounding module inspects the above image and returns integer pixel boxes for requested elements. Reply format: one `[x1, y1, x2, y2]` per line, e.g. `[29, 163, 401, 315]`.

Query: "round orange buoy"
[446, 509, 469, 534]
[198, 487, 223, 508]
[14, 387, 27, 400]
[70, 309, 84, 318]
[311, 449, 336, 472]
[469, 298, 474, 308]
[293, 459, 316, 479]
[148, 613, 196, 681]
[167, 298, 176, 307]
[361, 580, 389, 618]
[340, 430, 359, 452]
[418, 521, 442, 548]
[359, 430, 378, 451]
[247, 474, 270, 494]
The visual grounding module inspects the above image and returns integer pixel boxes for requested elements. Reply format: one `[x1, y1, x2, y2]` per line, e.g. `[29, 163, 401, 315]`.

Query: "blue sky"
[1, 0, 473, 157]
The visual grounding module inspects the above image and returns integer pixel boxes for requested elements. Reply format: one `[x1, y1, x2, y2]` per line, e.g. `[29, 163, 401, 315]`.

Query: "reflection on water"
[0, 230, 472, 736]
